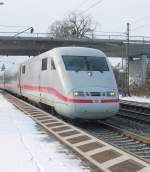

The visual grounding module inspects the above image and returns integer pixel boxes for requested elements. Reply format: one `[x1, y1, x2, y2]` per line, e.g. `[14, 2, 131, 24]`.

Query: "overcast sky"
[0, 0, 150, 36]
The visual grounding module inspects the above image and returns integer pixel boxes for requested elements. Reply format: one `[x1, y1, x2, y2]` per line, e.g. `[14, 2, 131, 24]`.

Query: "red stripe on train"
[22, 84, 119, 104]
[4, 83, 119, 104]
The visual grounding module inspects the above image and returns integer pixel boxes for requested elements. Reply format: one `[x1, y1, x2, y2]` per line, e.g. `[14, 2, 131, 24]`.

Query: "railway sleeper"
[125, 147, 148, 152]
[111, 140, 138, 145]
[116, 144, 146, 148]
[141, 155, 150, 159]
[98, 133, 120, 137]
[103, 136, 127, 142]
[102, 136, 130, 142]
[136, 152, 150, 155]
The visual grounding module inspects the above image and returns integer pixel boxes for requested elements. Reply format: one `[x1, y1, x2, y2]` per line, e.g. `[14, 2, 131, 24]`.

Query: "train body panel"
[0, 71, 5, 89]
[20, 58, 41, 102]
[2, 47, 119, 119]
[4, 64, 21, 95]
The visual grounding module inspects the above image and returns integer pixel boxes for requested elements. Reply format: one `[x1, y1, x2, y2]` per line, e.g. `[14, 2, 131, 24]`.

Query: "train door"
[33, 60, 41, 101]
[25, 60, 41, 102]
[49, 58, 57, 105]
[18, 65, 22, 95]
[39, 57, 49, 103]
[50, 57, 56, 86]
[39, 57, 56, 106]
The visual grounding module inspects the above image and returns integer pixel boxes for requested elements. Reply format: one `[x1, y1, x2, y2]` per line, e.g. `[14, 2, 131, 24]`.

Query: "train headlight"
[107, 91, 116, 96]
[73, 91, 84, 96]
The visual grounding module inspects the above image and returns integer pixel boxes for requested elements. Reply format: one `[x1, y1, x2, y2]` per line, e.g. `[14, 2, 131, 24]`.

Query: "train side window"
[22, 65, 25, 74]
[51, 59, 56, 70]
[42, 58, 47, 71]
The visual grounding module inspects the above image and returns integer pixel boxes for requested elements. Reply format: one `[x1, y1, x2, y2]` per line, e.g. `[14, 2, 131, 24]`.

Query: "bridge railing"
[0, 31, 49, 38]
[89, 33, 150, 42]
[0, 31, 150, 43]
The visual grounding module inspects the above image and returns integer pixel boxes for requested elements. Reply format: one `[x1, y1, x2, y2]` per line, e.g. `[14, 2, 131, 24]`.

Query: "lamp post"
[126, 22, 130, 96]
[14, 27, 34, 37]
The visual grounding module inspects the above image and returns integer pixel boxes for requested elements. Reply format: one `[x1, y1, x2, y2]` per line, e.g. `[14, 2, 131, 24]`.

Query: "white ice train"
[0, 47, 119, 119]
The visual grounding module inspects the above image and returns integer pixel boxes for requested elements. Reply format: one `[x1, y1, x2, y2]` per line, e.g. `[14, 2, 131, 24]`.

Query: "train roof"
[21, 47, 107, 65]
[52, 47, 106, 57]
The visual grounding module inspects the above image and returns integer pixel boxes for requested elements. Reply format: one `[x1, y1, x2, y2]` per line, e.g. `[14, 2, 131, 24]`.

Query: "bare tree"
[48, 12, 97, 39]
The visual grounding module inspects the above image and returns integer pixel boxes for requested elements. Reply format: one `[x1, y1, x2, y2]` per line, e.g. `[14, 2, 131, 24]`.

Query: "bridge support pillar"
[129, 55, 149, 87]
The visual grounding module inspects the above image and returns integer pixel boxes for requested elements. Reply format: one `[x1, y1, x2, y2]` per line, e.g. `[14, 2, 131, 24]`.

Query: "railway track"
[77, 121, 150, 162]
[120, 100, 150, 125]
[2, 91, 150, 171]
[107, 100, 150, 139]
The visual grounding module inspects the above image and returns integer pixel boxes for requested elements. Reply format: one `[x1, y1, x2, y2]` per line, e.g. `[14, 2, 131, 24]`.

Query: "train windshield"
[62, 56, 109, 72]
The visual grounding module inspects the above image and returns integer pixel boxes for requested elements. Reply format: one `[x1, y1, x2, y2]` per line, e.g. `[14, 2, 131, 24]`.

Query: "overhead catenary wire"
[132, 15, 150, 25]
[131, 23, 150, 31]
[95, 30, 125, 34]
[130, 15, 150, 32]
[81, 0, 105, 14]
[0, 25, 31, 28]
[63, 0, 95, 17]
[74, 0, 93, 11]
[107, 6, 150, 35]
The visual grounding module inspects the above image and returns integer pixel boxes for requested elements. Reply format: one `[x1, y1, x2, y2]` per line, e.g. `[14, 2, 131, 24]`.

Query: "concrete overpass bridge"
[0, 34, 150, 57]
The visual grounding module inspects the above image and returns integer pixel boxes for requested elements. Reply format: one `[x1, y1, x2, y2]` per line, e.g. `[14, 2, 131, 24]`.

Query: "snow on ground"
[0, 92, 92, 172]
[120, 95, 150, 103]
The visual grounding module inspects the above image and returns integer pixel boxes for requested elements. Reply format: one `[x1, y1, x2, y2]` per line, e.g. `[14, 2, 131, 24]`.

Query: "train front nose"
[74, 102, 119, 119]
[70, 88, 119, 119]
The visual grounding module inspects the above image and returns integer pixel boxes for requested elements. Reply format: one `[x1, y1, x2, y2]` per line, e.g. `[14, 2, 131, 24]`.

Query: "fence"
[0, 31, 150, 43]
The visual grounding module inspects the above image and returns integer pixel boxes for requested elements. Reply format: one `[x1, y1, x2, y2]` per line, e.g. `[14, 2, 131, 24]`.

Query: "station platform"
[0, 92, 92, 172]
